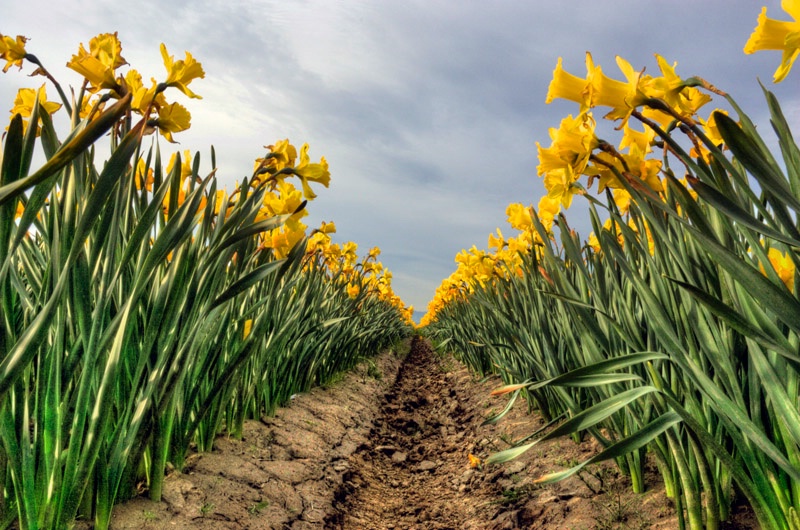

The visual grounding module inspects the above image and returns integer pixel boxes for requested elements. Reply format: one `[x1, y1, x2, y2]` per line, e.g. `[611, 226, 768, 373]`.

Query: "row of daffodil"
[422, 4, 800, 530]
[2, 31, 409, 313]
[0, 32, 412, 530]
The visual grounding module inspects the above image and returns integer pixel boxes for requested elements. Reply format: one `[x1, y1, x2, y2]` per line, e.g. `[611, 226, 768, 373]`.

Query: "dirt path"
[328, 338, 679, 530]
[106, 337, 757, 529]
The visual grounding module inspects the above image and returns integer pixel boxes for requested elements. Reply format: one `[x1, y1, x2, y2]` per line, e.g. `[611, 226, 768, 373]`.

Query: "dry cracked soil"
[105, 337, 758, 529]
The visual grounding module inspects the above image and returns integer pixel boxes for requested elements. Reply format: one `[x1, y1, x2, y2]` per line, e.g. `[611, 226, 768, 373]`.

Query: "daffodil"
[487, 228, 505, 253]
[260, 218, 307, 259]
[9, 85, 62, 134]
[134, 158, 155, 192]
[650, 55, 711, 118]
[506, 203, 534, 232]
[0, 34, 28, 72]
[765, 247, 797, 291]
[259, 180, 305, 221]
[545, 53, 598, 111]
[126, 69, 162, 115]
[166, 151, 194, 181]
[544, 165, 581, 209]
[156, 101, 191, 143]
[536, 112, 599, 177]
[77, 94, 106, 121]
[537, 195, 561, 232]
[691, 109, 728, 160]
[160, 43, 205, 98]
[591, 56, 650, 122]
[623, 144, 664, 193]
[619, 121, 656, 154]
[66, 33, 127, 92]
[744, 2, 800, 82]
[347, 283, 360, 298]
[293, 144, 331, 199]
[611, 188, 632, 215]
[319, 221, 337, 234]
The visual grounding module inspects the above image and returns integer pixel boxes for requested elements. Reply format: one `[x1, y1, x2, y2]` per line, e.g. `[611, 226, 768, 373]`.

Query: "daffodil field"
[422, 5, 800, 530]
[2, 3, 800, 530]
[0, 33, 412, 529]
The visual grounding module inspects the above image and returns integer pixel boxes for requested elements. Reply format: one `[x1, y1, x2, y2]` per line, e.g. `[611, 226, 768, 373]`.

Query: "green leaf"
[535, 412, 681, 484]
[486, 386, 658, 464]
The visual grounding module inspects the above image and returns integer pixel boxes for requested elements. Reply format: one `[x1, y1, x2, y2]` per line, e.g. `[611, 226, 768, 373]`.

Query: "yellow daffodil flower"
[619, 122, 656, 154]
[126, 69, 163, 115]
[544, 165, 581, 209]
[9, 85, 62, 134]
[160, 43, 205, 98]
[66, 32, 127, 92]
[134, 158, 155, 191]
[347, 283, 360, 299]
[744, 2, 800, 82]
[537, 195, 561, 232]
[156, 101, 191, 143]
[77, 94, 106, 122]
[690, 109, 728, 160]
[536, 112, 599, 177]
[259, 180, 306, 222]
[611, 188, 632, 215]
[293, 143, 331, 199]
[764, 247, 797, 291]
[590, 56, 650, 122]
[487, 228, 505, 253]
[166, 151, 194, 181]
[506, 203, 534, 232]
[0, 34, 28, 72]
[651, 55, 711, 118]
[545, 53, 598, 111]
[319, 221, 337, 234]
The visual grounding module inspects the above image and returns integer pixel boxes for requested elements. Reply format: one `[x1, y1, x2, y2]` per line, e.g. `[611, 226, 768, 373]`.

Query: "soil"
[105, 337, 758, 529]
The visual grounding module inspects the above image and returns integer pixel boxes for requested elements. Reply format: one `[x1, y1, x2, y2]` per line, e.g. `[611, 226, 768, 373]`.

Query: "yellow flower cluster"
[134, 135, 410, 323]
[420, 202, 548, 326]
[425, 4, 797, 324]
[3, 32, 204, 143]
[307, 223, 412, 323]
[540, 52, 714, 214]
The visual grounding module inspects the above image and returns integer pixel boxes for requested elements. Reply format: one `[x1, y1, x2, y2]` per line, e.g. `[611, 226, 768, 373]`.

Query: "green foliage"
[423, 87, 800, 530]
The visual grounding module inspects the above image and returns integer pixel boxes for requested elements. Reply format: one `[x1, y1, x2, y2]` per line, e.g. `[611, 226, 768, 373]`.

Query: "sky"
[2, 0, 798, 314]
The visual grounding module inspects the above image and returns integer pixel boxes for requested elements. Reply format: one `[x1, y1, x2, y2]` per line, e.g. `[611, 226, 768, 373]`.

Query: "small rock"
[390, 480, 400, 488]
[392, 451, 408, 464]
[417, 460, 437, 472]
[459, 469, 475, 484]
[375, 445, 397, 454]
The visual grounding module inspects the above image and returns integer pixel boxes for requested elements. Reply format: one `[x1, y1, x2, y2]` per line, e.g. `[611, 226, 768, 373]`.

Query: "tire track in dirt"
[328, 337, 513, 529]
